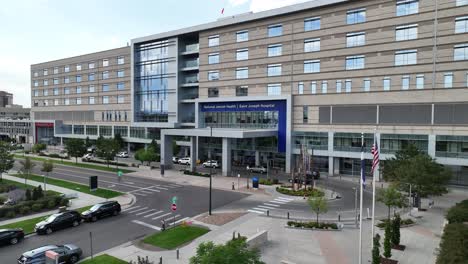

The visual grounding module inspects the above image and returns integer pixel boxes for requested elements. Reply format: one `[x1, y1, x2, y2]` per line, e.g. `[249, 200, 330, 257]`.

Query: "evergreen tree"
[392, 213, 401, 246]
[383, 222, 392, 259]
[372, 234, 381, 264]
[25, 188, 32, 201]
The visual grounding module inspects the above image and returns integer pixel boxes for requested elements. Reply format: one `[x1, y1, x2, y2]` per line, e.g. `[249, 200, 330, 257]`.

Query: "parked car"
[18, 244, 82, 264]
[202, 160, 220, 168]
[35, 211, 82, 235]
[0, 228, 24, 246]
[86, 146, 96, 153]
[172, 157, 179, 163]
[81, 201, 121, 222]
[178, 157, 191, 165]
[247, 165, 267, 174]
[82, 153, 95, 161]
[116, 151, 129, 158]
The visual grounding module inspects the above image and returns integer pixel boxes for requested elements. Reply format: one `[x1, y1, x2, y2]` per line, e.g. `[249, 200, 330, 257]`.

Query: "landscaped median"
[79, 254, 128, 264]
[141, 225, 210, 250]
[11, 174, 123, 199]
[276, 186, 324, 197]
[286, 221, 341, 231]
[14, 154, 134, 174]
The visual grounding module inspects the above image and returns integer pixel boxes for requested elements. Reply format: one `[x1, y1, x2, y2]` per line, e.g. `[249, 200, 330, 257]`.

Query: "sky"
[0, 0, 308, 107]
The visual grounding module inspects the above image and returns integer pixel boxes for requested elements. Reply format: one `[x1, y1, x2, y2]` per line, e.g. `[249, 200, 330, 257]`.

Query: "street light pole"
[208, 126, 213, 216]
[354, 187, 358, 228]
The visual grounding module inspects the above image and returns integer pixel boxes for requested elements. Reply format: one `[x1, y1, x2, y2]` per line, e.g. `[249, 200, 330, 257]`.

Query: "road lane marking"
[152, 186, 169, 190]
[252, 207, 268, 211]
[132, 220, 161, 231]
[274, 198, 290, 202]
[129, 185, 162, 194]
[136, 209, 158, 216]
[152, 212, 172, 220]
[125, 181, 135, 184]
[164, 214, 180, 223]
[264, 203, 280, 207]
[169, 217, 189, 225]
[269, 201, 286, 204]
[143, 210, 164, 218]
[121, 205, 141, 212]
[138, 190, 154, 194]
[278, 197, 294, 201]
[133, 193, 147, 197]
[248, 209, 264, 214]
[257, 205, 276, 210]
[145, 188, 161, 193]
[126, 207, 149, 214]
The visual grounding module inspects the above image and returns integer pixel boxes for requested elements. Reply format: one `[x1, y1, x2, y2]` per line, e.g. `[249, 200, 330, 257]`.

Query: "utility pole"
[208, 127, 213, 216]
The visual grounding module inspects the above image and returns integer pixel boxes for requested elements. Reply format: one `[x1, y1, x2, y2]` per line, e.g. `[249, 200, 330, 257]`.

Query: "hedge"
[446, 199, 468, 224]
[287, 221, 338, 230]
[0, 194, 67, 219]
[377, 218, 414, 228]
[276, 187, 324, 197]
[183, 170, 210, 177]
[436, 223, 468, 264]
[83, 159, 129, 167]
[259, 178, 279, 185]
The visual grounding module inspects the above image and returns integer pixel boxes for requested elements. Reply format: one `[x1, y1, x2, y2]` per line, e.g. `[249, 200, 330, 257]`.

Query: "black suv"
[18, 244, 82, 264]
[35, 211, 82, 235]
[0, 228, 24, 246]
[81, 201, 121, 222]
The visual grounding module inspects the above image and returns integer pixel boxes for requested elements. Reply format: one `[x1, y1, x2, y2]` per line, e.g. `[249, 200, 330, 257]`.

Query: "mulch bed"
[195, 212, 247, 226]
[381, 257, 399, 264]
[392, 244, 406, 251]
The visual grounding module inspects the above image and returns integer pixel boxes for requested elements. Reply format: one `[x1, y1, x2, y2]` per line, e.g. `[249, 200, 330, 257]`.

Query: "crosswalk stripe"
[122, 205, 141, 212]
[152, 186, 169, 190]
[164, 214, 180, 223]
[269, 200, 286, 204]
[264, 203, 280, 207]
[152, 212, 172, 220]
[252, 207, 268, 211]
[136, 209, 158, 216]
[169, 217, 189, 225]
[248, 209, 265, 214]
[274, 198, 291, 202]
[143, 210, 164, 218]
[133, 193, 147, 197]
[138, 190, 154, 194]
[278, 197, 294, 201]
[168, 184, 183, 187]
[257, 205, 276, 210]
[132, 220, 161, 231]
[126, 207, 149, 214]
[146, 188, 161, 193]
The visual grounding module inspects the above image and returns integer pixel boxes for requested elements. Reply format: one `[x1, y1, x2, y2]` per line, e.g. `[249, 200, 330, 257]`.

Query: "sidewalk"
[0, 174, 134, 226]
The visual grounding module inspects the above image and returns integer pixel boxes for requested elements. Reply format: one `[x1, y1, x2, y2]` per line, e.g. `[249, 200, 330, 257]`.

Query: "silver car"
[18, 244, 82, 264]
[247, 166, 267, 174]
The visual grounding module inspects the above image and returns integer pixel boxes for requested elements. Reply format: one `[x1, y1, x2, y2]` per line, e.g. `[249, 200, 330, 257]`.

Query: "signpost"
[89, 176, 98, 192]
[117, 170, 123, 182]
[171, 196, 177, 227]
[237, 174, 240, 190]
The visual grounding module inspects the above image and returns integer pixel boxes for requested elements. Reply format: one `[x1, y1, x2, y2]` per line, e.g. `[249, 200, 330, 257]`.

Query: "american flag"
[371, 140, 380, 173]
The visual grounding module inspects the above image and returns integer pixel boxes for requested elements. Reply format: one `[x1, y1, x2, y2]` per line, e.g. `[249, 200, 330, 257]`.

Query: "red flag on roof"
[221, 8, 224, 14]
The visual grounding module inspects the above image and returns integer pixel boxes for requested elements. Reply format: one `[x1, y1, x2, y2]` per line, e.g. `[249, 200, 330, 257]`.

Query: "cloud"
[249, 0, 310, 12]
[228, 0, 250, 6]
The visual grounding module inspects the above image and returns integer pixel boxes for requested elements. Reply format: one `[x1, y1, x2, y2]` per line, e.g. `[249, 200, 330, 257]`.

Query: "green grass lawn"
[0, 178, 60, 196]
[79, 254, 127, 264]
[142, 225, 210, 249]
[14, 154, 134, 174]
[12, 174, 123, 199]
[0, 205, 92, 234]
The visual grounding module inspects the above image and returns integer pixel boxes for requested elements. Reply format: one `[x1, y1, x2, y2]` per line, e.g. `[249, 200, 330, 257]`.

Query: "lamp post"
[207, 126, 213, 216]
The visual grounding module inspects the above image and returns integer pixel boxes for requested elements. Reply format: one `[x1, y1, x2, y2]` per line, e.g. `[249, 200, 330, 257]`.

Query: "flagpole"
[371, 128, 377, 248]
[359, 132, 364, 264]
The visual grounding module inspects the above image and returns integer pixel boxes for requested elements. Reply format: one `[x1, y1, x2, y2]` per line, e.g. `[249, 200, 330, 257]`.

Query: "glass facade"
[436, 135, 468, 158]
[99, 126, 112, 137]
[293, 132, 328, 150]
[114, 126, 128, 137]
[134, 40, 171, 122]
[380, 134, 428, 154]
[201, 111, 279, 129]
[86, 125, 98, 136]
[334, 133, 373, 152]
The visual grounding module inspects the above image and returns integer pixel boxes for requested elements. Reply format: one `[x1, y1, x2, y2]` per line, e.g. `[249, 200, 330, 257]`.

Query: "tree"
[383, 144, 452, 207]
[383, 222, 392, 259]
[0, 141, 14, 182]
[190, 238, 265, 264]
[32, 185, 44, 200]
[308, 196, 328, 224]
[96, 137, 119, 167]
[392, 213, 401, 246]
[25, 188, 32, 201]
[20, 157, 35, 186]
[65, 138, 86, 164]
[114, 133, 125, 151]
[84, 136, 92, 148]
[41, 159, 54, 191]
[436, 223, 468, 264]
[135, 148, 158, 166]
[372, 234, 381, 264]
[32, 143, 46, 153]
[377, 186, 407, 220]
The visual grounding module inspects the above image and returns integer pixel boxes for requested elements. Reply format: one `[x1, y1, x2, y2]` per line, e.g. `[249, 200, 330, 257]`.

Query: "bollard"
[176, 248, 179, 259]
[159, 256, 162, 264]
[161, 220, 166, 231]
[267, 210, 269, 217]
[287, 212, 290, 219]
[232, 182, 235, 190]
[338, 214, 341, 222]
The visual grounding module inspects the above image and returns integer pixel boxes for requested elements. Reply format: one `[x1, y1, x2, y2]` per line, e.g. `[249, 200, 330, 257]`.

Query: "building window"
[117, 82, 125, 90]
[89, 85, 95, 93]
[76, 64, 82, 71]
[304, 38, 320, 52]
[208, 71, 219, 81]
[103, 59, 109, 67]
[402, 76, 410, 90]
[346, 32, 366, 47]
[466, 72, 468, 87]
[43, 79, 48, 86]
[53, 78, 59, 85]
[102, 71, 109, 79]
[363, 79, 371, 91]
[416, 75, 424, 89]
[117, 95, 124, 104]
[347, 8, 366, 24]
[208, 88, 219, 98]
[236, 86, 248, 96]
[53, 88, 59, 95]
[311, 81, 317, 94]
[396, 24, 418, 41]
[43, 69, 49, 76]
[298, 82, 304, 94]
[267, 64, 282, 77]
[268, 44, 282, 57]
[117, 70, 125, 78]
[33, 80, 38, 87]
[383, 77, 391, 91]
[54, 99, 59, 106]
[43, 89, 48, 96]
[236, 30, 248, 42]
[346, 55, 365, 70]
[236, 49, 248, 60]
[444, 73, 453, 88]
[396, 0, 419, 16]
[33, 90, 39, 97]
[321, 81, 328, 93]
[236, 67, 249, 79]
[102, 96, 109, 104]
[208, 53, 220, 64]
[64, 98, 70, 105]
[454, 44, 468, 60]
[336, 80, 342, 93]
[303, 106, 309, 123]
[395, 50, 417, 65]
[89, 97, 95, 104]
[64, 77, 70, 84]
[53, 67, 58, 74]
[76, 75, 82, 83]
[455, 17, 468, 34]
[102, 84, 109, 92]
[44, 100, 49, 106]
[304, 60, 320, 73]
[457, 0, 468, 6]
[87, 73, 94, 81]
[304, 17, 320, 31]
[345, 80, 352, 92]
[208, 35, 219, 47]
[76, 97, 82, 105]
[33, 72, 38, 77]
[76, 86, 82, 94]
[64, 87, 70, 95]
[268, 24, 282, 37]
[89, 62, 95, 69]
[267, 84, 281, 96]
[117, 56, 125, 65]
[64, 65, 70, 73]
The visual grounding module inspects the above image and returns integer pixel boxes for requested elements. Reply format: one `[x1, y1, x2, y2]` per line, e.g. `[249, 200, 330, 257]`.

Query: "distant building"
[0, 91, 13, 108]
[0, 91, 32, 143]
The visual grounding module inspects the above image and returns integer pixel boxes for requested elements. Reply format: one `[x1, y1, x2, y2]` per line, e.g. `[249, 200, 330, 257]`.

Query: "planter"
[284, 225, 342, 231]
[392, 244, 406, 251]
[381, 257, 398, 264]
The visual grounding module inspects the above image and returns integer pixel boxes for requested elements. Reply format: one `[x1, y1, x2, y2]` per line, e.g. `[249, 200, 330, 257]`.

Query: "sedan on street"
[178, 157, 191, 165]
[81, 201, 121, 222]
[18, 244, 82, 264]
[35, 211, 82, 235]
[0, 228, 24, 246]
[247, 166, 267, 174]
[202, 160, 220, 168]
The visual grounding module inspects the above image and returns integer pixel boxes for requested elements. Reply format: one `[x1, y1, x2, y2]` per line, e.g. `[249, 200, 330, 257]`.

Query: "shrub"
[19, 206, 31, 215]
[377, 218, 414, 228]
[392, 214, 401, 246]
[47, 199, 56, 209]
[287, 221, 338, 230]
[446, 199, 468, 224]
[5, 211, 16, 218]
[259, 178, 280, 185]
[0, 196, 6, 204]
[183, 170, 210, 177]
[436, 223, 468, 264]
[276, 187, 324, 197]
[25, 189, 32, 201]
[31, 203, 43, 212]
[0, 207, 11, 218]
[32, 143, 47, 153]
[60, 198, 69, 207]
[383, 223, 392, 258]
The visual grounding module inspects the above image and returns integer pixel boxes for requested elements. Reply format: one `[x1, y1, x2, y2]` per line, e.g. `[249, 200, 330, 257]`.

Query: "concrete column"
[428, 134, 436, 158]
[328, 156, 334, 176]
[328, 131, 334, 176]
[255, 151, 260, 166]
[222, 138, 232, 176]
[160, 134, 173, 170]
[195, 136, 199, 162]
[189, 136, 197, 172]
[333, 157, 340, 175]
[184, 147, 189, 157]
[127, 142, 131, 153]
